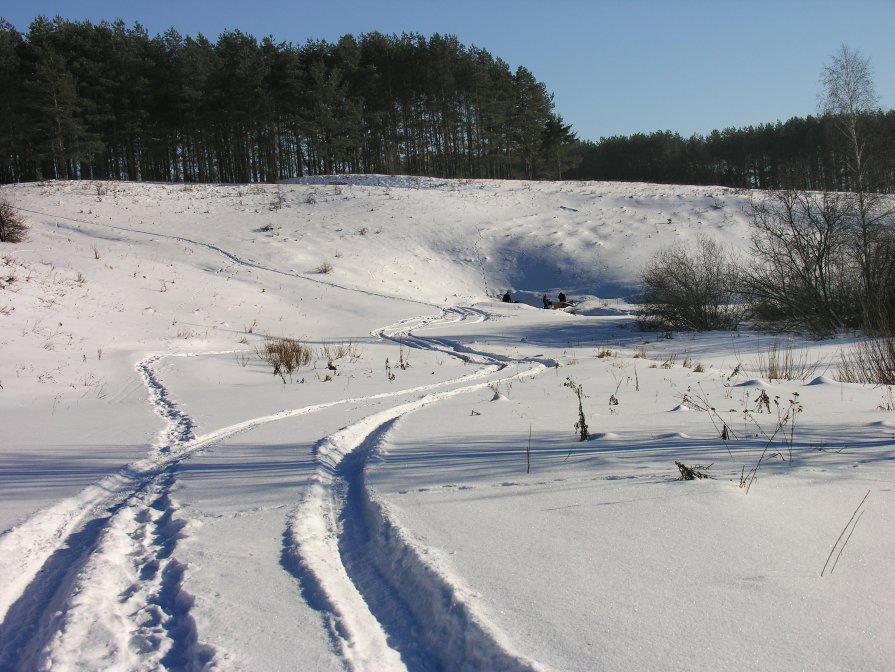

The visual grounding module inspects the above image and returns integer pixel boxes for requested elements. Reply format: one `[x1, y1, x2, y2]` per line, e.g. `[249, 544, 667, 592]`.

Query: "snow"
[0, 176, 893, 671]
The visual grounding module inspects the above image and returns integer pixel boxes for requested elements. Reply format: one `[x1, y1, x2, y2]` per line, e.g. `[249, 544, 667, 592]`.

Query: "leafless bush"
[675, 461, 713, 480]
[319, 341, 362, 364]
[753, 339, 822, 381]
[640, 235, 745, 331]
[838, 334, 895, 385]
[740, 392, 803, 493]
[256, 337, 313, 381]
[0, 198, 28, 243]
[314, 260, 334, 274]
[745, 190, 859, 336]
[563, 376, 590, 441]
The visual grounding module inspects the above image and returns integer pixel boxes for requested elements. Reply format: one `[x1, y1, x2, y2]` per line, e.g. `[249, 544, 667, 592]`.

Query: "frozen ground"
[0, 177, 892, 671]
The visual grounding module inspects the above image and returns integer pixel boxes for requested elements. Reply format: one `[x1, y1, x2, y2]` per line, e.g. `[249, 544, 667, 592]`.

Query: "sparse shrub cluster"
[250, 337, 365, 383]
[753, 339, 820, 381]
[838, 333, 895, 385]
[0, 198, 28, 243]
[319, 340, 362, 365]
[681, 384, 804, 493]
[639, 235, 745, 332]
[744, 190, 864, 335]
[640, 189, 895, 339]
[256, 337, 313, 381]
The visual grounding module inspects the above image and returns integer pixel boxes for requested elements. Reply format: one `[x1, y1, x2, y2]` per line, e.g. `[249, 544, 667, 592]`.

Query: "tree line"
[0, 16, 577, 184]
[2, 16, 892, 196]
[567, 112, 895, 193]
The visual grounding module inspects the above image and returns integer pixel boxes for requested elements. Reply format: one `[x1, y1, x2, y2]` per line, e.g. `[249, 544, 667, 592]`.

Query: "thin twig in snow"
[821, 489, 870, 576]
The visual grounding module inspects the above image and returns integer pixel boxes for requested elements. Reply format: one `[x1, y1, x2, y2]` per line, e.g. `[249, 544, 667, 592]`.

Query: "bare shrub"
[256, 337, 313, 381]
[838, 334, 895, 385]
[563, 377, 590, 441]
[319, 341, 362, 364]
[753, 339, 821, 381]
[640, 235, 745, 331]
[0, 198, 28, 243]
[675, 461, 713, 480]
[740, 392, 803, 493]
[745, 190, 859, 335]
[314, 260, 334, 274]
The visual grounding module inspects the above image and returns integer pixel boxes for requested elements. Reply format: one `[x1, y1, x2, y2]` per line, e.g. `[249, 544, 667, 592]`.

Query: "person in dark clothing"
[557, 291, 566, 304]
[502, 291, 512, 303]
[542, 294, 550, 308]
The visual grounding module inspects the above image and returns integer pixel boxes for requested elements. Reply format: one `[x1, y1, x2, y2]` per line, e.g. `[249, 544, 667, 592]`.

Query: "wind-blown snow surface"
[0, 177, 892, 671]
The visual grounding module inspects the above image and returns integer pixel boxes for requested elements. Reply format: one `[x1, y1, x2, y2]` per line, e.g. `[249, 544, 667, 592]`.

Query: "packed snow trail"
[288, 311, 551, 672]
[288, 369, 545, 672]
[0, 354, 213, 670]
[39, 472, 215, 672]
[0, 204, 556, 669]
[0, 309, 534, 669]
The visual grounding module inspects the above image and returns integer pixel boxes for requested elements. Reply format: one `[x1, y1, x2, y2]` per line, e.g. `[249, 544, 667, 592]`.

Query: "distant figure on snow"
[502, 291, 512, 303]
[542, 294, 550, 308]
[557, 291, 566, 304]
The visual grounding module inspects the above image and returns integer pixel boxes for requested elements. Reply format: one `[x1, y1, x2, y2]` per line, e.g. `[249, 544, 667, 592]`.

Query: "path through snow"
[1, 308, 553, 670]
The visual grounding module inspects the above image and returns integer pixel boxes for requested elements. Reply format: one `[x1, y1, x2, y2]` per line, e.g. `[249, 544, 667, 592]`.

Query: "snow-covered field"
[0, 176, 892, 671]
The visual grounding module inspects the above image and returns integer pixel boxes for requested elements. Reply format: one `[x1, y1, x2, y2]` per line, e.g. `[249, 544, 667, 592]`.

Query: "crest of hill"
[285, 175, 754, 307]
[3, 177, 754, 309]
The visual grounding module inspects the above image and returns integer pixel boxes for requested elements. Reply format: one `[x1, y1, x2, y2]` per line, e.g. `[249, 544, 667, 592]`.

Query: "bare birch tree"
[820, 46, 895, 329]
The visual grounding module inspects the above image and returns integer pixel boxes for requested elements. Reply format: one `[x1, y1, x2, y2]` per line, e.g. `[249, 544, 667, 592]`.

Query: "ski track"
[1, 215, 555, 670]
[0, 339, 507, 670]
[287, 313, 550, 672]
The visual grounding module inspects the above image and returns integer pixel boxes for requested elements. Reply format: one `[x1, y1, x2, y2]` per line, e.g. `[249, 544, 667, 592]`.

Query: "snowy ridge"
[283, 173, 489, 191]
[14, 203, 438, 310]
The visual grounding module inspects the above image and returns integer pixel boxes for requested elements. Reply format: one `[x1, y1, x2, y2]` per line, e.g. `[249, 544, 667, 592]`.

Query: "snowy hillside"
[0, 177, 892, 671]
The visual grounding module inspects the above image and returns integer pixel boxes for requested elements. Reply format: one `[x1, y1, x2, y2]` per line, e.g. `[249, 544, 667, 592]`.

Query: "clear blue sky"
[2, 0, 893, 142]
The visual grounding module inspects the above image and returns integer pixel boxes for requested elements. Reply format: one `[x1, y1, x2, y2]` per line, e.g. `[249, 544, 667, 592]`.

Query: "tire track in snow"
[0, 355, 212, 670]
[0, 340, 506, 669]
[39, 471, 216, 672]
[288, 369, 546, 672]
[4, 206, 550, 667]
[288, 310, 550, 671]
